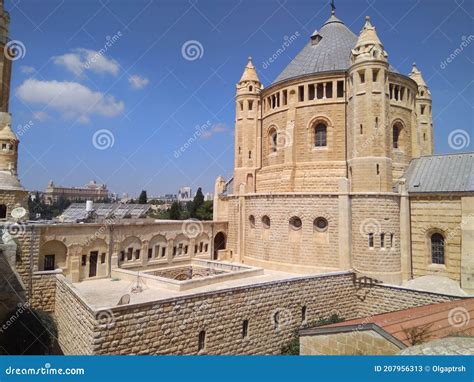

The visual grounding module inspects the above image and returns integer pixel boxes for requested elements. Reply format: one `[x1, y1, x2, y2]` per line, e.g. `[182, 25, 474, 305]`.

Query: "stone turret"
[410, 63, 433, 156]
[234, 57, 262, 194]
[0, 1, 28, 221]
[347, 16, 392, 192]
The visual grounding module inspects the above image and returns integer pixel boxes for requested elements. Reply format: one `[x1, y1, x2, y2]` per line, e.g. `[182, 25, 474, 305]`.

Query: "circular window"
[262, 215, 271, 229]
[314, 217, 328, 232]
[289, 216, 302, 230]
[249, 215, 256, 228]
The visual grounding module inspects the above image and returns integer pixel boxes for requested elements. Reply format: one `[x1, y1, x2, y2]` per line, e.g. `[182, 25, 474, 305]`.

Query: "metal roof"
[405, 153, 474, 193]
[60, 203, 150, 223]
[273, 14, 397, 84]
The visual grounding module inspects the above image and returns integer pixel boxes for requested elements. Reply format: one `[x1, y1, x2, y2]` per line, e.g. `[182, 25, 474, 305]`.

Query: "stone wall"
[49, 272, 461, 355]
[54, 275, 95, 355]
[29, 271, 60, 313]
[243, 194, 341, 272]
[356, 284, 456, 317]
[92, 273, 358, 355]
[410, 196, 462, 281]
[300, 329, 401, 355]
[351, 195, 401, 283]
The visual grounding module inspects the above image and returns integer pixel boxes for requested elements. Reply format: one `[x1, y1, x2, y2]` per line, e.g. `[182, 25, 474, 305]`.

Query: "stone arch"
[149, 234, 167, 259]
[266, 124, 279, 154]
[174, 233, 190, 257]
[213, 231, 226, 260]
[120, 236, 142, 262]
[194, 232, 210, 256]
[391, 119, 407, 151]
[307, 115, 333, 150]
[39, 240, 68, 271]
[423, 227, 448, 266]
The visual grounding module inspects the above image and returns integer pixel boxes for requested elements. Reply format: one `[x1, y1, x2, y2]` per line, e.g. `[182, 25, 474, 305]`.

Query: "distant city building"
[44, 180, 109, 205]
[178, 187, 192, 202]
[204, 192, 213, 201]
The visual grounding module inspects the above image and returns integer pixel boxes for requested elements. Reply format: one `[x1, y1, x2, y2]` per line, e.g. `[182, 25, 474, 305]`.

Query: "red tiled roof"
[322, 298, 474, 346]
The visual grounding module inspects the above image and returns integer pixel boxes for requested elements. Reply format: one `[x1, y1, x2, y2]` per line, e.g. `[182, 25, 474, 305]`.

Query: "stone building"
[0, 3, 472, 355]
[0, 1, 28, 221]
[213, 10, 473, 293]
[44, 180, 109, 205]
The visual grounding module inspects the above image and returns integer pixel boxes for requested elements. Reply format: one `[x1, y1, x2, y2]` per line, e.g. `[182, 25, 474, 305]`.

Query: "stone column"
[167, 239, 174, 264]
[399, 179, 412, 282]
[141, 241, 149, 267]
[338, 178, 351, 270]
[461, 196, 474, 293]
[68, 246, 82, 283]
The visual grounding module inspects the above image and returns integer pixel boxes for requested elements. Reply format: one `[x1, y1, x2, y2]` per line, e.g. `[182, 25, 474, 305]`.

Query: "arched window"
[249, 215, 256, 228]
[0, 204, 6, 219]
[262, 215, 271, 229]
[269, 128, 277, 153]
[393, 124, 400, 149]
[315, 123, 327, 147]
[431, 233, 445, 264]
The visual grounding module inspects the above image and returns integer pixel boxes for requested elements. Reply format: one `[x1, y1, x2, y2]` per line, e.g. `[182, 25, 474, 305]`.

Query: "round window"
[262, 215, 271, 229]
[314, 217, 328, 232]
[289, 216, 302, 230]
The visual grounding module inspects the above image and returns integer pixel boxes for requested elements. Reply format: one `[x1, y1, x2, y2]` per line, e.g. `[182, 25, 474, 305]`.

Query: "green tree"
[169, 201, 181, 220]
[195, 200, 213, 220]
[190, 187, 204, 218]
[138, 190, 148, 204]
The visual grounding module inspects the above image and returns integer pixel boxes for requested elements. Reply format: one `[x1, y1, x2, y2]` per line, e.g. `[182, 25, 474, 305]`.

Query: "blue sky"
[7, 0, 474, 197]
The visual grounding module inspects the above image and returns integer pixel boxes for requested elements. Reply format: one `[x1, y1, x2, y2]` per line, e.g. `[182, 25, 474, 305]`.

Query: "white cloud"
[201, 123, 230, 139]
[20, 65, 36, 74]
[53, 48, 120, 76]
[32, 111, 51, 122]
[128, 74, 149, 89]
[16, 78, 124, 123]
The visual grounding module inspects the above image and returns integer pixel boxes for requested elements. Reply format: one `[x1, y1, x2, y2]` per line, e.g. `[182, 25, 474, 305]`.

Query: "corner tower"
[0, 1, 28, 221]
[347, 16, 392, 192]
[409, 63, 433, 157]
[233, 57, 262, 194]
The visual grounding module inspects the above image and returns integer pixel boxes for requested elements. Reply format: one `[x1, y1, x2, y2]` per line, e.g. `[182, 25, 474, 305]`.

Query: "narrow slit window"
[242, 320, 249, 338]
[368, 233, 374, 248]
[198, 330, 206, 351]
[381, 233, 385, 248]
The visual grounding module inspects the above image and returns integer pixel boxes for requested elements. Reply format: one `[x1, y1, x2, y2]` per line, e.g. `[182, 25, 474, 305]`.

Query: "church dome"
[273, 13, 397, 84]
[273, 14, 357, 83]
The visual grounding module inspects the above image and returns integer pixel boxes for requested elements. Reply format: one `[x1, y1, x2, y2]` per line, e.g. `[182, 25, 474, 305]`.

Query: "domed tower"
[409, 63, 433, 157]
[347, 16, 392, 192]
[233, 57, 262, 194]
[0, 1, 28, 221]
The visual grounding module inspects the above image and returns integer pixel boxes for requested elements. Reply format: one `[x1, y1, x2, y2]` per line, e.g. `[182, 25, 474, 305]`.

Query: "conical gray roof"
[273, 14, 356, 83]
[273, 14, 396, 84]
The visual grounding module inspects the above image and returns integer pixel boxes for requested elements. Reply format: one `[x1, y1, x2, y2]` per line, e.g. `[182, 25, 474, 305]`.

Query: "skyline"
[7, 0, 474, 196]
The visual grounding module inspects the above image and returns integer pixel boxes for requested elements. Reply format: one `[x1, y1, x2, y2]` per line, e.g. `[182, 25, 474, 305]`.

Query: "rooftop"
[273, 12, 397, 84]
[313, 298, 474, 347]
[405, 153, 474, 193]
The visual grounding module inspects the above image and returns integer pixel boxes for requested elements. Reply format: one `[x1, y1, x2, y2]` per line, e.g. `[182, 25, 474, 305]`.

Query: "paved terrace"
[70, 269, 342, 310]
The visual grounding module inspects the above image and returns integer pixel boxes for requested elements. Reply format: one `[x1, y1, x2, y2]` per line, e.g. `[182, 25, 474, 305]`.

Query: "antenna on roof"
[330, 0, 336, 15]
